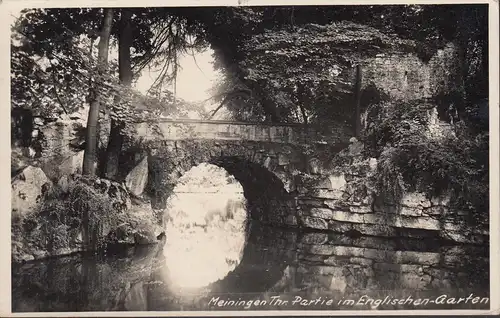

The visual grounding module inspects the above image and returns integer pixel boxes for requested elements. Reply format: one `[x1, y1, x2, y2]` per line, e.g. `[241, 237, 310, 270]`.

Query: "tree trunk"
[455, 8, 470, 120]
[259, 94, 281, 123]
[354, 64, 362, 138]
[299, 104, 308, 126]
[82, 8, 114, 176]
[297, 83, 309, 126]
[105, 9, 133, 180]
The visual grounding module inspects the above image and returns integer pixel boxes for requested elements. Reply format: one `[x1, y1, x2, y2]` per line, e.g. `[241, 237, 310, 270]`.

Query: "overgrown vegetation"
[364, 101, 488, 226]
[12, 180, 125, 257]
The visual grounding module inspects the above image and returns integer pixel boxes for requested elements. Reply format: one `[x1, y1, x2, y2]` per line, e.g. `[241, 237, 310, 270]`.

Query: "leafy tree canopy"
[12, 5, 488, 128]
[203, 5, 487, 125]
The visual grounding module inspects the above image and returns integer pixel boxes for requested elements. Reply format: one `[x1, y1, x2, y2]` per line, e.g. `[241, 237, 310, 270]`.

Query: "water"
[12, 220, 489, 312]
[11, 165, 490, 312]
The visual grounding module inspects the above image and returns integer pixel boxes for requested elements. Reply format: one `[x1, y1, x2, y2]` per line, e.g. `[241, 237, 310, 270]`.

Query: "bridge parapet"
[134, 119, 351, 145]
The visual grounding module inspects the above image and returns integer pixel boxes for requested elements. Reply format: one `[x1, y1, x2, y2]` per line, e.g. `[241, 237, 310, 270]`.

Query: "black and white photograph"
[4, 0, 498, 315]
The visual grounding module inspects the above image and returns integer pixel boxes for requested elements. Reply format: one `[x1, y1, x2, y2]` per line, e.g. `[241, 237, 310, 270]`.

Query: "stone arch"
[144, 139, 301, 227]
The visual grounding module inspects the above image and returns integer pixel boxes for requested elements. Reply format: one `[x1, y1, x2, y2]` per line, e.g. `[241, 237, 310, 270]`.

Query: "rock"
[110, 224, 135, 245]
[305, 244, 336, 256]
[55, 248, 77, 257]
[430, 194, 451, 206]
[11, 147, 30, 175]
[399, 206, 422, 216]
[349, 206, 372, 214]
[278, 153, 290, 165]
[317, 177, 333, 189]
[38, 120, 76, 179]
[59, 151, 84, 177]
[134, 231, 156, 245]
[301, 216, 328, 230]
[34, 117, 44, 125]
[299, 198, 326, 208]
[73, 175, 131, 212]
[32, 250, 49, 260]
[313, 189, 344, 200]
[58, 175, 70, 193]
[393, 215, 440, 231]
[401, 192, 431, 208]
[125, 156, 149, 196]
[333, 210, 365, 223]
[328, 174, 347, 191]
[347, 140, 364, 157]
[263, 156, 272, 169]
[328, 221, 353, 233]
[108, 202, 163, 246]
[74, 231, 83, 244]
[309, 207, 335, 219]
[394, 251, 440, 266]
[301, 233, 329, 245]
[350, 257, 373, 266]
[11, 166, 52, 218]
[18, 254, 35, 262]
[308, 158, 322, 174]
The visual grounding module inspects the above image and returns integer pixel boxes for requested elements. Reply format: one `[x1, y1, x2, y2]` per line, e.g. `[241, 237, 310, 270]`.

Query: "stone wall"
[360, 43, 459, 102]
[135, 133, 489, 245]
[292, 139, 489, 244]
[16, 106, 109, 182]
[38, 118, 82, 181]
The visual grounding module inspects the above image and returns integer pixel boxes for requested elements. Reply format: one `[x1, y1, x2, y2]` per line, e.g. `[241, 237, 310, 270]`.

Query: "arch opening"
[162, 163, 248, 290]
[160, 157, 296, 291]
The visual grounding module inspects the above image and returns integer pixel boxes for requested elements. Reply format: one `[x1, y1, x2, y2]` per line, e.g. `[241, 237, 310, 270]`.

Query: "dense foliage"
[13, 5, 488, 127]
[203, 5, 488, 127]
[365, 101, 489, 224]
[11, 32, 105, 118]
[235, 21, 416, 129]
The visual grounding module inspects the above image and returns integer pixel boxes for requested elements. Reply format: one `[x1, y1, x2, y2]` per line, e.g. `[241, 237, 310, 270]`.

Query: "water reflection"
[144, 221, 295, 311]
[12, 221, 489, 312]
[11, 165, 489, 312]
[162, 163, 248, 291]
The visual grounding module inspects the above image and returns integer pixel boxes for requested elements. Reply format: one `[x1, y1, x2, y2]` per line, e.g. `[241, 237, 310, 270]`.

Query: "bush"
[15, 178, 122, 254]
[364, 101, 489, 225]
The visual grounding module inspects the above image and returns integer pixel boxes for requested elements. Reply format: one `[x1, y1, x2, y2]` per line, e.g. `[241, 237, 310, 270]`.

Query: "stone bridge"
[134, 118, 348, 145]
[130, 119, 487, 244]
[132, 119, 352, 227]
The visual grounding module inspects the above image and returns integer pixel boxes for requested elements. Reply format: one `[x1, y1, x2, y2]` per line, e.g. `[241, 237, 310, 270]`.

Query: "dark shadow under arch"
[208, 156, 296, 226]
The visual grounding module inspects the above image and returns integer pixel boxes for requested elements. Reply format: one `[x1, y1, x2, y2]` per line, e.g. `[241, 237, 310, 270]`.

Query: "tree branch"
[208, 88, 252, 119]
[48, 61, 69, 114]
